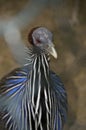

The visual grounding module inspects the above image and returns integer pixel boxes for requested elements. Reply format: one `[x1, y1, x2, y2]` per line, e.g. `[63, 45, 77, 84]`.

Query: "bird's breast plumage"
[0, 55, 67, 130]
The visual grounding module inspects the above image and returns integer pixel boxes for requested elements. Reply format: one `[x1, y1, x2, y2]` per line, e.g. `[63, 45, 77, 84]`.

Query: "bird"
[0, 27, 67, 130]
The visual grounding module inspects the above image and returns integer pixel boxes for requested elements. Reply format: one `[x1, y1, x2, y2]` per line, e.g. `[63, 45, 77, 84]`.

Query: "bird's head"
[28, 27, 57, 58]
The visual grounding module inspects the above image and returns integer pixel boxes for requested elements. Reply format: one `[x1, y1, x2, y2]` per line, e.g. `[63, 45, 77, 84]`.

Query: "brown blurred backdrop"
[0, 0, 86, 130]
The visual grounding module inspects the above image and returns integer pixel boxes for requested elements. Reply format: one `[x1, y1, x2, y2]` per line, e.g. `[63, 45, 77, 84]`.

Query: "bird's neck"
[31, 52, 50, 87]
[25, 46, 50, 71]
[32, 52, 50, 80]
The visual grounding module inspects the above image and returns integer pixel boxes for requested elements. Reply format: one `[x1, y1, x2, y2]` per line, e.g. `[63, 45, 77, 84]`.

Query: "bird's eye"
[36, 38, 41, 44]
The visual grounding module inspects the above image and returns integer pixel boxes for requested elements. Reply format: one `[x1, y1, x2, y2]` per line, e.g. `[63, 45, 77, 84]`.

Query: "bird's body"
[0, 27, 67, 130]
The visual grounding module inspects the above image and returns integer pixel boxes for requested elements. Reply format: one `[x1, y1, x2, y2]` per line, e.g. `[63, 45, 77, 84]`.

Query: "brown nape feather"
[28, 26, 41, 45]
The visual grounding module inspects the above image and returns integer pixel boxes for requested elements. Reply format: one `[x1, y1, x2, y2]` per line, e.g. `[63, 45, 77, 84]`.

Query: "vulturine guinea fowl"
[0, 27, 67, 130]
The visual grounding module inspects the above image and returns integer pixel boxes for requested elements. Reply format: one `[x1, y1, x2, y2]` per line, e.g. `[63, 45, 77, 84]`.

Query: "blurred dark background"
[0, 0, 86, 130]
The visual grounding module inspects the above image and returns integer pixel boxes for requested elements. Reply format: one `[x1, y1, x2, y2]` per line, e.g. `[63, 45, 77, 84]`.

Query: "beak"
[49, 46, 57, 58]
[47, 43, 57, 59]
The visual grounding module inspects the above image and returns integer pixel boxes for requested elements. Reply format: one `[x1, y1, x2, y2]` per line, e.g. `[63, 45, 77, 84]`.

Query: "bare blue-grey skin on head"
[0, 27, 67, 130]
